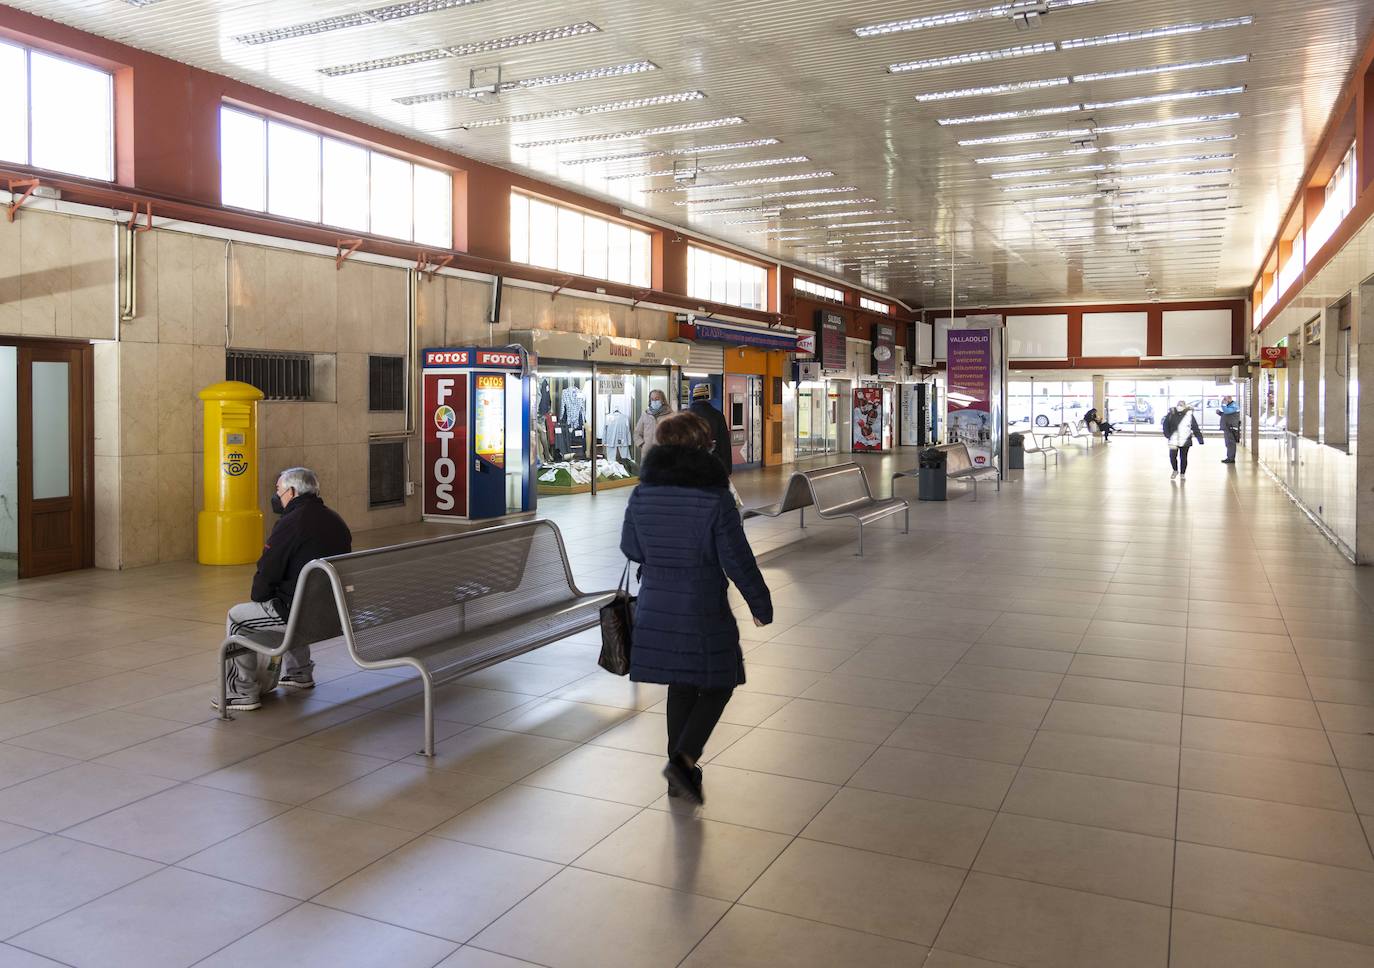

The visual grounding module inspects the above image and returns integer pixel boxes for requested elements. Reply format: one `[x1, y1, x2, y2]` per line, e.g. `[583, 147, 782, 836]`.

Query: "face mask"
[648, 400, 663, 414]
[270, 493, 286, 515]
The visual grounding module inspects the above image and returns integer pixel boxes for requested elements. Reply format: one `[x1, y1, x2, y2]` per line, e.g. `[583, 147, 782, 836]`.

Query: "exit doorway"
[1, 338, 94, 580]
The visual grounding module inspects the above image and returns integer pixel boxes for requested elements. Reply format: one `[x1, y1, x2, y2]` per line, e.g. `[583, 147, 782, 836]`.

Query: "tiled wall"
[3, 206, 675, 570]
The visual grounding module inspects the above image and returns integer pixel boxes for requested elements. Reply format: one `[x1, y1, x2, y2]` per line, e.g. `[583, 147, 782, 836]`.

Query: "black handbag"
[598, 563, 636, 676]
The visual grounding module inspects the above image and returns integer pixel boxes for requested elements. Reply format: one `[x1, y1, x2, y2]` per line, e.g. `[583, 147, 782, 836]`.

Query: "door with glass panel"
[15, 342, 92, 578]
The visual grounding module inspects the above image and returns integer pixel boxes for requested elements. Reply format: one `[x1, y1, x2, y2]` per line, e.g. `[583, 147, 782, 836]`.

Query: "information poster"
[853, 387, 883, 452]
[474, 374, 506, 468]
[817, 310, 846, 371]
[946, 329, 993, 466]
[874, 323, 896, 376]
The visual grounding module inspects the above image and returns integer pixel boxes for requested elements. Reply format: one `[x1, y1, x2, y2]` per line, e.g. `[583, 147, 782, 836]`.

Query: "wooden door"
[16, 341, 93, 578]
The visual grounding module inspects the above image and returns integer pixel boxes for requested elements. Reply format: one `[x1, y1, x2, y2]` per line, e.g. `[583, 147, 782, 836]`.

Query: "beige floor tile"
[0, 943, 71, 966]
[850, 746, 1018, 810]
[923, 951, 1020, 968]
[432, 784, 635, 863]
[4, 710, 186, 761]
[1345, 768, 1374, 814]
[734, 663, 827, 698]
[297, 710, 467, 759]
[427, 727, 578, 783]
[1181, 716, 1335, 765]
[1330, 731, 1374, 771]
[1319, 701, 1374, 734]
[1186, 645, 1303, 674]
[745, 641, 853, 673]
[1183, 665, 1311, 699]
[0, 744, 80, 790]
[1178, 746, 1352, 811]
[940, 663, 1065, 699]
[584, 710, 748, 761]
[801, 786, 994, 868]
[1173, 842, 1374, 947]
[181, 806, 415, 898]
[305, 762, 508, 832]
[1183, 689, 1322, 728]
[574, 809, 789, 901]
[316, 836, 559, 942]
[64, 783, 289, 863]
[1023, 731, 1179, 786]
[757, 697, 907, 743]
[434, 949, 540, 968]
[551, 674, 666, 711]
[832, 649, 957, 683]
[914, 686, 1051, 730]
[0, 697, 103, 742]
[973, 813, 1174, 905]
[711, 728, 876, 785]
[934, 871, 1169, 968]
[10, 867, 296, 968]
[884, 713, 1035, 765]
[93, 724, 282, 781]
[1307, 675, 1374, 706]
[960, 644, 1073, 674]
[651, 764, 837, 835]
[741, 838, 962, 945]
[1187, 628, 1295, 653]
[193, 742, 389, 805]
[206, 696, 372, 742]
[197, 903, 458, 968]
[1076, 635, 1186, 663]
[479, 698, 635, 742]
[680, 905, 928, 968]
[388, 684, 536, 725]
[1065, 653, 1183, 686]
[520, 744, 670, 806]
[1177, 789, 1373, 870]
[473, 866, 727, 967]
[975, 626, 1080, 652]
[1170, 910, 1374, 968]
[797, 673, 931, 712]
[0, 836, 161, 938]
[1039, 700, 1180, 745]
[0, 818, 43, 853]
[1003, 767, 1177, 838]
[1055, 676, 1183, 713]
[0, 762, 177, 832]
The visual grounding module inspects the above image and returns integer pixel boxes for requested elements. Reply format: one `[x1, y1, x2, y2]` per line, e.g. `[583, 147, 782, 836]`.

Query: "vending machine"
[421, 347, 536, 521]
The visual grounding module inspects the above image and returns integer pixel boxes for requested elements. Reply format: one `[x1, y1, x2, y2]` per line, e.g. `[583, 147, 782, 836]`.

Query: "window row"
[860, 295, 892, 315]
[0, 40, 113, 181]
[795, 277, 844, 303]
[509, 191, 652, 288]
[220, 106, 452, 248]
[688, 246, 768, 311]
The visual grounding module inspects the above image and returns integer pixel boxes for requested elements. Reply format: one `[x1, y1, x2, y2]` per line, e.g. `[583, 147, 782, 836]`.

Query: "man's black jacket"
[690, 400, 733, 475]
[251, 493, 352, 618]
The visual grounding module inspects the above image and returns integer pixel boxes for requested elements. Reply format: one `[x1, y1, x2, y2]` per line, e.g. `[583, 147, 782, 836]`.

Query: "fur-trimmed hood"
[639, 444, 729, 489]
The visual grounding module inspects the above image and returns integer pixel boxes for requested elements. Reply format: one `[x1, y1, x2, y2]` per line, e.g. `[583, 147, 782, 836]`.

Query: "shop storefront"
[796, 361, 841, 458]
[509, 330, 690, 496]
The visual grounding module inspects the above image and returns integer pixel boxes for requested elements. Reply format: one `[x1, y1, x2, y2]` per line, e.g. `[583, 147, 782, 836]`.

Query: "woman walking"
[1161, 400, 1203, 480]
[620, 411, 772, 804]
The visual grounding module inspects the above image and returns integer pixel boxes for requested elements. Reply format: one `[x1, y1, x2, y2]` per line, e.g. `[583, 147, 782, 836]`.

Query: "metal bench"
[216, 520, 616, 756]
[1023, 432, 1059, 468]
[744, 462, 908, 556]
[1069, 419, 1095, 447]
[942, 442, 1001, 499]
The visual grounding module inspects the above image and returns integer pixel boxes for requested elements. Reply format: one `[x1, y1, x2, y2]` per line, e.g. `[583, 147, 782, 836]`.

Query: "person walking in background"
[634, 388, 673, 460]
[619, 411, 772, 805]
[1217, 395, 1241, 464]
[688, 383, 733, 475]
[1162, 400, 1204, 480]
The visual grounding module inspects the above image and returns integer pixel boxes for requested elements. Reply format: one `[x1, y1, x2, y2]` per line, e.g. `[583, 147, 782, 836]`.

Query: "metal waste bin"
[1008, 432, 1025, 470]
[918, 447, 947, 501]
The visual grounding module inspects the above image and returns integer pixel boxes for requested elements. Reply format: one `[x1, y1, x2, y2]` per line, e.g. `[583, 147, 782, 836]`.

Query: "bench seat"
[742, 462, 908, 555]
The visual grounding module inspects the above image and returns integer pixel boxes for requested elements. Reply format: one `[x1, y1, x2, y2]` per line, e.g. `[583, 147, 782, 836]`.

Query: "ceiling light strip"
[856, 0, 1102, 38]
[319, 22, 599, 75]
[237, 0, 494, 45]
[641, 171, 837, 194]
[398, 60, 656, 105]
[559, 139, 781, 167]
[517, 117, 746, 149]
[456, 91, 704, 130]
[890, 42, 1056, 74]
[1061, 17, 1255, 49]
[958, 113, 1239, 146]
[940, 86, 1245, 126]
[916, 55, 1251, 103]
[602, 155, 809, 180]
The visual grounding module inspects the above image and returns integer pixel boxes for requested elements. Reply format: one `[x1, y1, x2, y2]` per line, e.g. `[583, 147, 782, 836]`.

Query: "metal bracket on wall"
[130, 201, 153, 233]
[5, 178, 39, 222]
[629, 289, 652, 310]
[415, 251, 453, 281]
[550, 275, 577, 300]
[335, 238, 362, 269]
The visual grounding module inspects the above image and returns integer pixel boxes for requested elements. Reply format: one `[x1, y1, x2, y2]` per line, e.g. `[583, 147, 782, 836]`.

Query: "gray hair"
[277, 467, 320, 495]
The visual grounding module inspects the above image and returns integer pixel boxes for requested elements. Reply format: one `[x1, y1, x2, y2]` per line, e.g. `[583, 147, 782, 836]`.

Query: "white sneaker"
[1170, 471, 1178, 479]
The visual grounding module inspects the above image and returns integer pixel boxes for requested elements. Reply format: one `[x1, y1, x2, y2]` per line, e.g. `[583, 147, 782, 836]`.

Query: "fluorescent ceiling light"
[938, 104, 1083, 126]
[320, 22, 599, 75]
[915, 78, 1072, 102]
[236, 0, 494, 44]
[950, 86, 1242, 125]
[958, 113, 1239, 146]
[1103, 134, 1237, 152]
[698, 198, 876, 214]
[602, 155, 808, 180]
[856, 0, 1102, 37]
[398, 60, 656, 105]
[517, 116, 745, 149]
[890, 42, 1055, 74]
[826, 220, 908, 229]
[455, 91, 704, 130]
[641, 171, 835, 193]
[559, 138, 781, 166]
[1074, 54, 1251, 82]
[992, 165, 1105, 179]
[1062, 17, 1255, 49]
[673, 187, 860, 204]
[1005, 167, 1232, 192]
[918, 55, 1251, 104]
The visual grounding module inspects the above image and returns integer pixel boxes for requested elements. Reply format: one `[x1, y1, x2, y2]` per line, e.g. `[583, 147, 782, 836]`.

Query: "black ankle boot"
[663, 755, 704, 805]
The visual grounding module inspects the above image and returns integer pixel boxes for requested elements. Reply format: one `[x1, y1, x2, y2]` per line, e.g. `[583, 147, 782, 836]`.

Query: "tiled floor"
[1, 438, 1373, 967]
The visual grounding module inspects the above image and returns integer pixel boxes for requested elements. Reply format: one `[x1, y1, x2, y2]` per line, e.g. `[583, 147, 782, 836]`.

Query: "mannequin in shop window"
[602, 402, 632, 464]
[536, 378, 556, 461]
[560, 384, 587, 457]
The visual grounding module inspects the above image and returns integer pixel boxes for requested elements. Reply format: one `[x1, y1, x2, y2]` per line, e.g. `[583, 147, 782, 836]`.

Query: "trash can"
[1008, 432, 1025, 470]
[918, 447, 947, 501]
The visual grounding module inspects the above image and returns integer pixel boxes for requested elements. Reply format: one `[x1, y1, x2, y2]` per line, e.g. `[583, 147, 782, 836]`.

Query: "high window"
[860, 295, 892, 315]
[219, 105, 452, 247]
[0, 41, 114, 181]
[688, 246, 768, 310]
[508, 191, 652, 287]
[1307, 142, 1357, 256]
[795, 277, 845, 303]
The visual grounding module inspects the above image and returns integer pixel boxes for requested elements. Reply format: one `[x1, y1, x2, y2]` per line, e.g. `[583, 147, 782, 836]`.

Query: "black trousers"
[1169, 445, 1191, 474]
[666, 684, 733, 761]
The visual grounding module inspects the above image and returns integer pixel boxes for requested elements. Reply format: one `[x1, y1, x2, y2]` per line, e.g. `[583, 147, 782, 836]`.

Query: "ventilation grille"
[369, 355, 405, 412]
[369, 440, 407, 509]
[226, 350, 313, 401]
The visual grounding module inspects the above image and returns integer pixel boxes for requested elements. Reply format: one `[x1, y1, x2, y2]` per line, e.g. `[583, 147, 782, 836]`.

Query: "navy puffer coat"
[620, 444, 773, 690]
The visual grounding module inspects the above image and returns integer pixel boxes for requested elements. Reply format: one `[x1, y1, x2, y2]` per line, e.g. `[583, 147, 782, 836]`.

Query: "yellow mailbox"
[198, 381, 265, 565]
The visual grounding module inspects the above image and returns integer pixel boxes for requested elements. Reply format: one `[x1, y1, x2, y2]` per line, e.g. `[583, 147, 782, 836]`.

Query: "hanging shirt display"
[602, 408, 632, 461]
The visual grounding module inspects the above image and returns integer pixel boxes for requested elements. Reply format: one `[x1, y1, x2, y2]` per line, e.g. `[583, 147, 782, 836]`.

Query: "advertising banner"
[946, 329, 993, 466]
[474, 374, 506, 469]
[853, 387, 883, 452]
[423, 371, 469, 516]
[874, 323, 896, 376]
[816, 310, 846, 371]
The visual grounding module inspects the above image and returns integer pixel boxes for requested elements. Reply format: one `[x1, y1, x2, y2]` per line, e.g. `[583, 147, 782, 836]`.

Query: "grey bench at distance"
[893, 442, 1001, 501]
[1024, 432, 1060, 468]
[744, 462, 908, 556]
[216, 520, 615, 756]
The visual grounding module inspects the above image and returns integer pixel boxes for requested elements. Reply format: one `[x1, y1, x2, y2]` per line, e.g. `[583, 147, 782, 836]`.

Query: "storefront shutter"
[686, 342, 725, 374]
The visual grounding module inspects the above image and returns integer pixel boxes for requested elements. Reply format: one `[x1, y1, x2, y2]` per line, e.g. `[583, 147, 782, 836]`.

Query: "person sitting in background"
[215, 467, 351, 711]
[1083, 407, 1116, 442]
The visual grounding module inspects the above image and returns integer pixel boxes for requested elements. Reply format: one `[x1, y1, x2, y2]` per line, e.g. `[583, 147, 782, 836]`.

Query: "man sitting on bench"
[214, 467, 352, 712]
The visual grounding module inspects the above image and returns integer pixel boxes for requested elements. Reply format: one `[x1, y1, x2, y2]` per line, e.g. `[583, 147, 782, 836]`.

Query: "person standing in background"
[1162, 401, 1204, 480]
[1217, 395, 1241, 464]
[688, 383, 733, 475]
[634, 388, 673, 459]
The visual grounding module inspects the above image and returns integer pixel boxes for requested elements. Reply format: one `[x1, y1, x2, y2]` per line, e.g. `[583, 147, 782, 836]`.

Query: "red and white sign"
[423, 372, 468, 517]
[423, 349, 524, 368]
[795, 332, 816, 355]
[1259, 346, 1288, 367]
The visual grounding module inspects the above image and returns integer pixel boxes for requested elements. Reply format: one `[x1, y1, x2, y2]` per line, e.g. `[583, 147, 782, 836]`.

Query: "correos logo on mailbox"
[223, 451, 249, 477]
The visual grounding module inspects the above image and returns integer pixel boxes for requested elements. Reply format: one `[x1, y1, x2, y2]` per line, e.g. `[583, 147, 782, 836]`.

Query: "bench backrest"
[774, 472, 815, 513]
[802, 463, 875, 514]
[292, 520, 582, 664]
[937, 442, 974, 473]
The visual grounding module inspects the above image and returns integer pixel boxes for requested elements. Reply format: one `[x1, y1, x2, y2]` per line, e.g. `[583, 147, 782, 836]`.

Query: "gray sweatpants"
[224, 601, 313, 702]
[1224, 429, 1238, 461]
